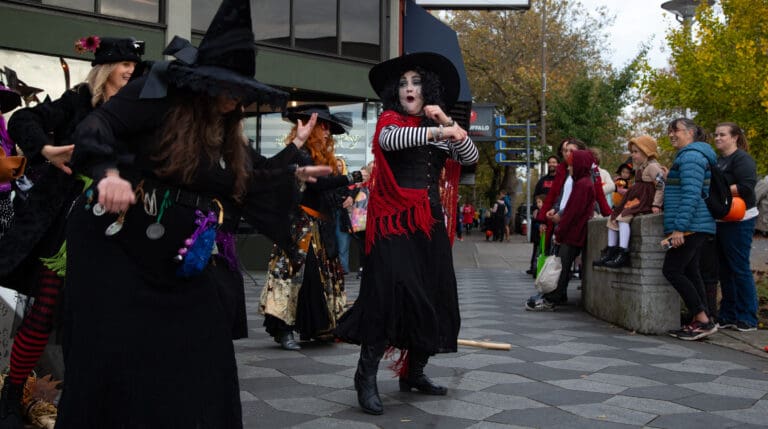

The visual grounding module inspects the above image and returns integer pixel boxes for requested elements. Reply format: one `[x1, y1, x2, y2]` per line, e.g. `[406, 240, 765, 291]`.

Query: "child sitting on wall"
[594, 135, 665, 268]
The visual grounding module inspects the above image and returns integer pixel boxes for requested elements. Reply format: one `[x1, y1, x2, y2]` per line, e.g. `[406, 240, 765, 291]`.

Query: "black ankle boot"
[354, 343, 386, 415]
[399, 350, 447, 395]
[604, 248, 630, 268]
[0, 380, 24, 429]
[593, 246, 618, 267]
[276, 330, 301, 351]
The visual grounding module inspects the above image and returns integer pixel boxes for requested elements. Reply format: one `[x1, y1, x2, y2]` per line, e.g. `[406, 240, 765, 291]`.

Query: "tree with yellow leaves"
[643, 0, 768, 174]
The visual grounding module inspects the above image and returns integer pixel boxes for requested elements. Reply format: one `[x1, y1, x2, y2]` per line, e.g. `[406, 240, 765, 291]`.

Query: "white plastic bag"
[534, 255, 561, 294]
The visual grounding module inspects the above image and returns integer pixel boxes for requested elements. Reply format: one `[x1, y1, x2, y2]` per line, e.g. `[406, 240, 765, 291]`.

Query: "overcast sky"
[577, 0, 682, 70]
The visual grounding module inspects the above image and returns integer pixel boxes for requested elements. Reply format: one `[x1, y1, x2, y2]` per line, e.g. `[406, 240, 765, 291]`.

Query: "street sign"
[494, 140, 526, 153]
[494, 153, 536, 166]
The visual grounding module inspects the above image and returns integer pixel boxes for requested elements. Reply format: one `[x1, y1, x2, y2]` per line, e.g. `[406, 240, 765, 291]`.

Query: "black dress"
[260, 165, 351, 341]
[335, 145, 461, 354]
[55, 77, 299, 429]
[2, 85, 93, 294]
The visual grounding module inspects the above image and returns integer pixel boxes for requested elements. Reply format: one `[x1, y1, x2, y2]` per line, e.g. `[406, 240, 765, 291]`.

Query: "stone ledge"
[583, 214, 680, 334]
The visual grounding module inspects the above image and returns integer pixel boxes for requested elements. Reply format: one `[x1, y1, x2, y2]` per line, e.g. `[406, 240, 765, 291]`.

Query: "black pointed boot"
[399, 350, 447, 395]
[0, 380, 24, 429]
[604, 248, 630, 268]
[354, 343, 386, 415]
[593, 246, 618, 267]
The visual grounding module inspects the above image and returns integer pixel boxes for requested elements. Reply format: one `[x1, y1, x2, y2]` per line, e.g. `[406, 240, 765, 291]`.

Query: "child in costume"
[594, 135, 665, 268]
[612, 161, 633, 207]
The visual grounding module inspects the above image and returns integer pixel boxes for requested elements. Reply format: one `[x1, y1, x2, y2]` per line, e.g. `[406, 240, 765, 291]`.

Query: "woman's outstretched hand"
[295, 165, 332, 183]
[41, 144, 74, 175]
[97, 170, 136, 213]
[292, 113, 318, 148]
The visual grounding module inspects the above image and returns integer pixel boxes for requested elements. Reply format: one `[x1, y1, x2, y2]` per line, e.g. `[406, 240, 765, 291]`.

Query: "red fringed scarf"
[440, 159, 462, 246]
[365, 110, 434, 253]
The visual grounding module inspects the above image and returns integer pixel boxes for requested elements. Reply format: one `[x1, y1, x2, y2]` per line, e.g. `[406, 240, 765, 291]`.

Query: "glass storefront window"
[294, 0, 337, 54]
[252, 0, 290, 46]
[0, 48, 92, 118]
[101, 0, 160, 22]
[252, 103, 378, 171]
[340, 0, 380, 61]
[43, 0, 93, 12]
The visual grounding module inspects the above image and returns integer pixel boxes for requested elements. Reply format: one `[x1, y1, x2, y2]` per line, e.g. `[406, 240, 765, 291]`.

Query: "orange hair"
[286, 125, 338, 173]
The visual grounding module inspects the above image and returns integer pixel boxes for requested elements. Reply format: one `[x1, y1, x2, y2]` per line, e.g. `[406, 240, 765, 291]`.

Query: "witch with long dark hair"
[54, 1, 330, 427]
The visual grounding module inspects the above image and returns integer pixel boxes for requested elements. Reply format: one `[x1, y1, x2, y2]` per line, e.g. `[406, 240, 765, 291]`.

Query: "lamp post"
[661, 0, 714, 24]
[660, 0, 714, 118]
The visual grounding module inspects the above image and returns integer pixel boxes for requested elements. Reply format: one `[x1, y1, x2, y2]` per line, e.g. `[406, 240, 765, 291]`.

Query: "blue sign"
[494, 153, 536, 166]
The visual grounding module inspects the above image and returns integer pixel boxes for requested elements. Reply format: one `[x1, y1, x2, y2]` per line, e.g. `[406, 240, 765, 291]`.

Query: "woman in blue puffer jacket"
[662, 117, 717, 341]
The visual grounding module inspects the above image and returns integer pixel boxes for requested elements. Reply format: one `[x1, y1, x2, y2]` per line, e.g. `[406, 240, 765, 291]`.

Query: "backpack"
[703, 161, 732, 219]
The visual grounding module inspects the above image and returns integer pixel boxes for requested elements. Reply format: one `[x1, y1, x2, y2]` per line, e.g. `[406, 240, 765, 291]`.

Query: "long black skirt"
[335, 206, 460, 354]
[56, 195, 242, 429]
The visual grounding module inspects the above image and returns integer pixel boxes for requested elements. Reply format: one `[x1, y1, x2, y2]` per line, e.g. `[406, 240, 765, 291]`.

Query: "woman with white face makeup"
[335, 52, 478, 415]
[1, 36, 144, 428]
[711, 122, 759, 332]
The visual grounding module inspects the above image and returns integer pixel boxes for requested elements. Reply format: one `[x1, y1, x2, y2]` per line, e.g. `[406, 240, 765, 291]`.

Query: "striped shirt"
[379, 125, 479, 165]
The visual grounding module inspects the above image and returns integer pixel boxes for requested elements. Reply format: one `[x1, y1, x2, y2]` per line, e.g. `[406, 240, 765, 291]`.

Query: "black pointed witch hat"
[148, 0, 287, 109]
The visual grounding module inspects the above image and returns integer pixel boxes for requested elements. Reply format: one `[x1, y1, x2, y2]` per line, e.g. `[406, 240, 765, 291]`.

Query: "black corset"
[385, 145, 448, 203]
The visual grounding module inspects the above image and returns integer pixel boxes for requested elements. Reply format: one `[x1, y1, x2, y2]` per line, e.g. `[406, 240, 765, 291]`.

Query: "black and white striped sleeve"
[449, 136, 479, 165]
[379, 125, 430, 151]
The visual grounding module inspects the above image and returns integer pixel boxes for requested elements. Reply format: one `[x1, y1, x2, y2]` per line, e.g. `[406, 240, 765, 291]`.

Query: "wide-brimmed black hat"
[143, 0, 287, 110]
[368, 52, 460, 109]
[283, 104, 352, 135]
[0, 83, 21, 112]
[75, 36, 144, 66]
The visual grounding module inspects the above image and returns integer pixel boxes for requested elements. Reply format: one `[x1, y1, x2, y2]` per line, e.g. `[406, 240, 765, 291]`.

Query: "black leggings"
[662, 232, 709, 318]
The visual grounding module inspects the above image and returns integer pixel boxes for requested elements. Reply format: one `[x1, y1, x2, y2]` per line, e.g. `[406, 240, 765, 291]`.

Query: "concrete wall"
[583, 214, 681, 334]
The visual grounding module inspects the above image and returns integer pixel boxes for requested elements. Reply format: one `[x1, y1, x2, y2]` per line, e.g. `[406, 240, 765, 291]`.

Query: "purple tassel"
[215, 231, 239, 272]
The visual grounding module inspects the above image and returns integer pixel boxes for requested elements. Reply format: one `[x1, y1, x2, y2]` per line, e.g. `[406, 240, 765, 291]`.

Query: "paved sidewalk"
[236, 233, 768, 428]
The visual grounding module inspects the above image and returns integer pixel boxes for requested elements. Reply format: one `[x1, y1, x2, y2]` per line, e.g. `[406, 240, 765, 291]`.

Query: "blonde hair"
[85, 63, 118, 107]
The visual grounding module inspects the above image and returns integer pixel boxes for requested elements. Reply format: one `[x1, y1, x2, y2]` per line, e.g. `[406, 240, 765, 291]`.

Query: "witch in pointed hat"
[55, 1, 331, 427]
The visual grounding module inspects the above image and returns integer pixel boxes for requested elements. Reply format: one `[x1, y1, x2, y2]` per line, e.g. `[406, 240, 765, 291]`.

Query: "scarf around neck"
[365, 110, 461, 253]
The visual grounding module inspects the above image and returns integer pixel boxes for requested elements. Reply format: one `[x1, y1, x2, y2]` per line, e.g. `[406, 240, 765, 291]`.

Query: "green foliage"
[447, 0, 634, 202]
[548, 55, 644, 162]
[642, 0, 768, 174]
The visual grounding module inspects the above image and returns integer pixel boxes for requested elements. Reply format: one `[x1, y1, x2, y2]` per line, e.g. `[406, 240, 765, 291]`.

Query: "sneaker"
[524, 297, 555, 311]
[717, 319, 736, 330]
[667, 325, 690, 338]
[735, 321, 757, 332]
[675, 321, 717, 341]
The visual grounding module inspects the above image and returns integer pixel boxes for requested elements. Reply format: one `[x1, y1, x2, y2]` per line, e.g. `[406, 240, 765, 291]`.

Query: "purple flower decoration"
[74, 35, 100, 54]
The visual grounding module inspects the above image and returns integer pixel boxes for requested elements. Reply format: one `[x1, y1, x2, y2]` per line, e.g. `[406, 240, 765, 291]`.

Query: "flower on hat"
[74, 36, 100, 54]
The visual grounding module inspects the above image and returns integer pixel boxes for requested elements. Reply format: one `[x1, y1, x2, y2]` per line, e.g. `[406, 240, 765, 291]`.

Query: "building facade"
[0, 0, 409, 168]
